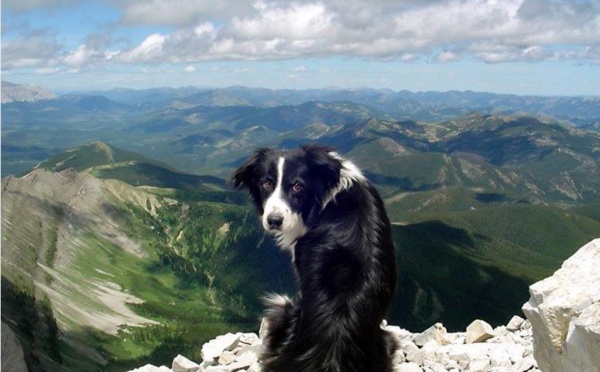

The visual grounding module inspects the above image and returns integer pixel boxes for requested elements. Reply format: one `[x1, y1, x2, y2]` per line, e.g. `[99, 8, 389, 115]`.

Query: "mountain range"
[2, 82, 600, 179]
[2, 81, 600, 371]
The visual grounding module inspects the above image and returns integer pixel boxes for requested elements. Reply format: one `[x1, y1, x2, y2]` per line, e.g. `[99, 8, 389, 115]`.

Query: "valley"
[2, 82, 600, 371]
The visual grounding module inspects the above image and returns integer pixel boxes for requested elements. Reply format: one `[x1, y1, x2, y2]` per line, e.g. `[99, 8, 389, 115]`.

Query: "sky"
[2, 0, 600, 96]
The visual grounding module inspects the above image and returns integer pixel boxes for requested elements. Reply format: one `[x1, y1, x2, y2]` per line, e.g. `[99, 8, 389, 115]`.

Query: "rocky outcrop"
[522, 238, 600, 372]
[129, 317, 540, 372]
[1, 322, 28, 372]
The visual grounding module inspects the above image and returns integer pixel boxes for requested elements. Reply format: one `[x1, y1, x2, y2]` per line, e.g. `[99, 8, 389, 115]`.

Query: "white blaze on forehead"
[262, 156, 307, 250]
[263, 157, 287, 223]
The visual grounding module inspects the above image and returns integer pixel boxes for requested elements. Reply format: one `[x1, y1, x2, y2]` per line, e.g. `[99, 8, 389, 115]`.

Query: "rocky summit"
[127, 238, 600, 372]
[129, 315, 539, 372]
[523, 238, 600, 372]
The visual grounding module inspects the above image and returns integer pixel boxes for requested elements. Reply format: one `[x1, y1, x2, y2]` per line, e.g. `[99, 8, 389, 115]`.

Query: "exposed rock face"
[1, 322, 28, 372]
[522, 238, 600, 372]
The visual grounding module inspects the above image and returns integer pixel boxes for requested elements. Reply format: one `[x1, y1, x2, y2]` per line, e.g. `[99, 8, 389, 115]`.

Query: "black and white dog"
[232, 145, 397, 372]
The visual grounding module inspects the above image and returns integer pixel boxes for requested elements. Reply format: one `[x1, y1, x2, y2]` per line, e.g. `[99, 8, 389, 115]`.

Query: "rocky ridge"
[127, 238, 600, 372]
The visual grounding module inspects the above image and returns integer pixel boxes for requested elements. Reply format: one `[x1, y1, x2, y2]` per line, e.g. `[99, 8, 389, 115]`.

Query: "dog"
[232, 145, 398, 372]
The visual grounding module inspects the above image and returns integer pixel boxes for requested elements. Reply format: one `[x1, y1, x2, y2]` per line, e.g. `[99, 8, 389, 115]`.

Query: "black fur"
[232, 145, 398, 372]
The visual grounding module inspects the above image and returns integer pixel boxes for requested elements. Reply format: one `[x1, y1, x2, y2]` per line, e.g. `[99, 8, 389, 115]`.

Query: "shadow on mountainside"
[389, 221, 531, 332]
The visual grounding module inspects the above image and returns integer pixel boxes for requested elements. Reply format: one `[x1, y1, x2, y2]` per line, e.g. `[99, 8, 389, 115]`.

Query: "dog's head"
[232, 145, 363, 249]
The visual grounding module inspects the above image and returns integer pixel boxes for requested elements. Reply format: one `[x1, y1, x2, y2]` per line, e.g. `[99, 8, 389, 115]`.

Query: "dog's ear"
[231, 148, 274, 212]
[303, 145, 342, 193]
[231, 148, 273, 190]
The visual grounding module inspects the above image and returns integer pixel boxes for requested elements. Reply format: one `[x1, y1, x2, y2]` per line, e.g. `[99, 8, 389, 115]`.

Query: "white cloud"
[115, 0, 255, 26]
[3, 0, 80, 12]
[292, 65, 309, 72]
[115, 33, 167, 63]
[436, 51, 461, 63]
[184, 65, 196, 73]
[3, 0, 599, 72]
[1, 30, 62, 69]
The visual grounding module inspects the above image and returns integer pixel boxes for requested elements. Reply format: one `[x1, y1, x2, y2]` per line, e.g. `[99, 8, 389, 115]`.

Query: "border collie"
[232, 145, 397, 372]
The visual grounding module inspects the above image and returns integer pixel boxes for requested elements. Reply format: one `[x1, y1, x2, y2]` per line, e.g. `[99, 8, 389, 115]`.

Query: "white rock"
[235, 344, 263, 366]
[258, 318, 269, 340]
[239, 333, 259, 345]
[387, 325, 413, 340]
[466, 320, 495, 344]
[466, 358, 489, 372]
[487, 346, 511, 368]
[513, 354, 537, 372]
[218, 350, 236, 365]
[247, 361, 262, 372]
[396, 362, 423, 372]
[172, 354, 201, 372]
[129, 365, 172, 372]
[420, 340, 441, 364]
[201, 333, 242, 362]
[506, 315, 525, 331]
[423, 360, 447, 372]
[522, 239, 600, 372]
[443, 359, 461, 371]
[401, 339, 421, 364]
[414, 323, 447, 347]
[442, 332, 464, 345]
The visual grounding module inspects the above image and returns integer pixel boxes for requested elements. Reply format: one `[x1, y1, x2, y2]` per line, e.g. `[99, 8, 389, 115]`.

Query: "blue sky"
[2, 0, 600, 95]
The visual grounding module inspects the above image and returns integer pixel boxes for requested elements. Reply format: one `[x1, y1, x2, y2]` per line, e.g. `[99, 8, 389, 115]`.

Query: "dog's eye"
[292, 181, 304, 192]
[262, 180, 274, 191]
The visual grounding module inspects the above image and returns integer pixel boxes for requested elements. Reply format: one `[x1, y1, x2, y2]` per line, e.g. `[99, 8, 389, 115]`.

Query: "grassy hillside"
[1, 169, 294, 371]
[388, 204, 600, 331]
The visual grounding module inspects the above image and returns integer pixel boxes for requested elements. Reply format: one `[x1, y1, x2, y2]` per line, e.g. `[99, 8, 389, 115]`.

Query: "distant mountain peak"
[1, 81, 57, 103]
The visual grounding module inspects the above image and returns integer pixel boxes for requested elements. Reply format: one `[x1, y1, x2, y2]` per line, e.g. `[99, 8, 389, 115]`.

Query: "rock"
[235, 344, 263, 366]
[201, 333, 242, 363]
[218, 350, 236, 365]
[128, 364, 172, 372]
[466, 358, 489, 372]
[413, 322, 447, 346]
[172, 354, 201, 372]
[258, 318, 269, 340]
[513, 354, 537, 371]
[466, 319, 495, 344]
[239, 333, 259, 345]
[130, 305, 548, 372]
[396, 362, 423, 372]
[506, 315, 525, 332]
[1, 322, 28, 372]
[522, 238, 600, 372]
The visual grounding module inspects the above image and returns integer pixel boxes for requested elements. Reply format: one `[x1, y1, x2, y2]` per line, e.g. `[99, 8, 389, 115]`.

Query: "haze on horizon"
[2, 0, 600, 96]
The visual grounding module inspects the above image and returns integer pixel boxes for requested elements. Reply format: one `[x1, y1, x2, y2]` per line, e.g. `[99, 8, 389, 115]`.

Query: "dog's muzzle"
[266, 213, 284, 230]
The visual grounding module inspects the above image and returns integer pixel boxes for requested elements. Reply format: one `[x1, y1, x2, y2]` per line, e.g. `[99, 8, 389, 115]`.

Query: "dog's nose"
[267, 214, 284, 229]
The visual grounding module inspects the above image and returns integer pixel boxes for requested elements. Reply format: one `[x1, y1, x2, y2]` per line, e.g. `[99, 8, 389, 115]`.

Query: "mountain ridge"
[1, 81, 57, 103]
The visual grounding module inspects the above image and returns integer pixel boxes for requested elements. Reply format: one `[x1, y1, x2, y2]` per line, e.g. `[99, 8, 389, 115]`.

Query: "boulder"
[413, 322, 447, 346]
[465, 319, 495, 343]
[172, 354, 201, 372]
[200, 333, 242, 363]
[522, 238, 600, 372]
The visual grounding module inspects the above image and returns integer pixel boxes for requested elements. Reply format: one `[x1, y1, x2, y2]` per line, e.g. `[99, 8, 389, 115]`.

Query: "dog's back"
[232, 146, 398, 372]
